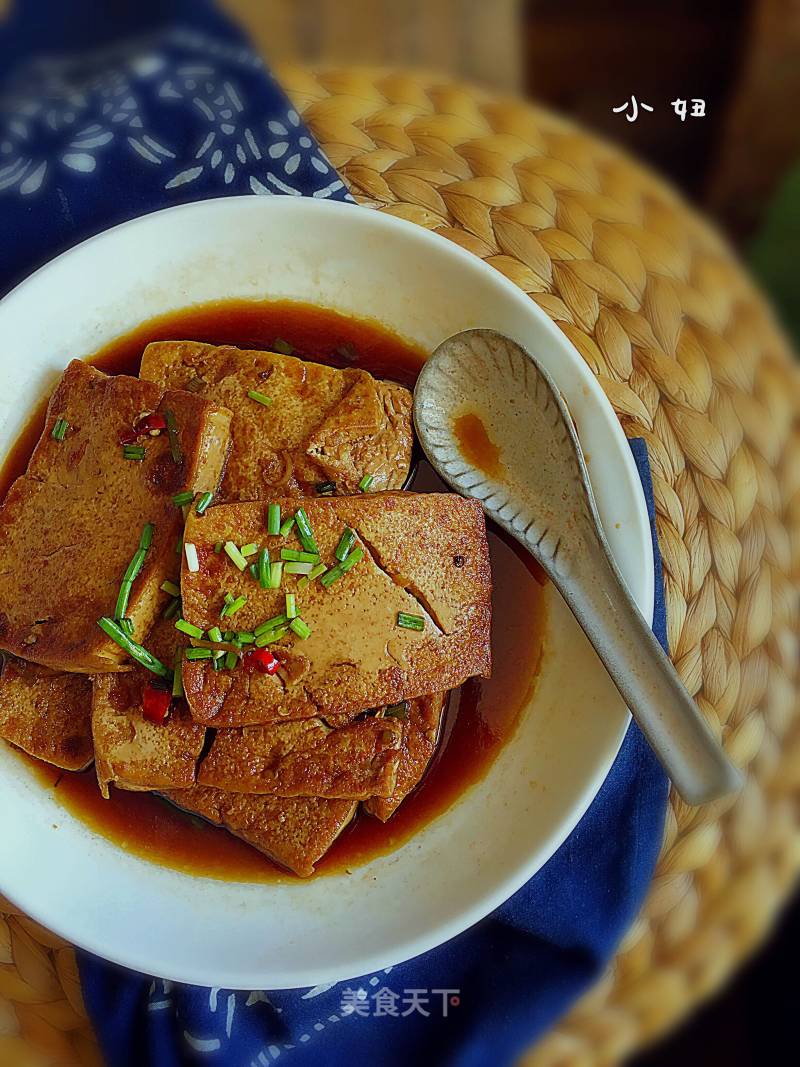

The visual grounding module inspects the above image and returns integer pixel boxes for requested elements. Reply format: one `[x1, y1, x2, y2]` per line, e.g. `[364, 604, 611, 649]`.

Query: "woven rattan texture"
[1, 67, 799, 1066]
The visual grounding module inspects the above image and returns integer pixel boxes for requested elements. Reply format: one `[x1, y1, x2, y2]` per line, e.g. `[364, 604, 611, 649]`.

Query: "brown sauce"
[453, 411, 505, 481]
[1, 299, 546, 882]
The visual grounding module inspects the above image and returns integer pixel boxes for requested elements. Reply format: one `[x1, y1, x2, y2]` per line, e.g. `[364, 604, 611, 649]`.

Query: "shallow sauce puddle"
[2, 299, 546, 883]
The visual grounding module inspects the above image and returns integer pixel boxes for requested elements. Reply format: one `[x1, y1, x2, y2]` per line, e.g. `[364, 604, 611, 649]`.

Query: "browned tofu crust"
[180, 493, 492, 726]
[139, 341, 413, 500]
[197, 717, 403, 799]
[163, 786, 356, 877]
[0, 654, 93, 771]
[365, 692, 448, 820]
[0, 361, 231, 673]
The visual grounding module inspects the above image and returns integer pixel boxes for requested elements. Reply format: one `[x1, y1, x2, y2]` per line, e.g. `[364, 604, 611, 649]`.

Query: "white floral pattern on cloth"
[0, 26, 349, 200]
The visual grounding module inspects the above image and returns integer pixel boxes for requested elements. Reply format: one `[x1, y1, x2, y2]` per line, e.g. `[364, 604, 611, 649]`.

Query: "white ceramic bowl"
[0, 197, 652, 988]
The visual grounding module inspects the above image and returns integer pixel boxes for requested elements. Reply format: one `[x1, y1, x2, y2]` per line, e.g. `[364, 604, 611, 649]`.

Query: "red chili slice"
[142, 684, 172, 724]
[119, 428, 140, 446]
[135, 412, 167, 435]
[243, 649, 279, 675]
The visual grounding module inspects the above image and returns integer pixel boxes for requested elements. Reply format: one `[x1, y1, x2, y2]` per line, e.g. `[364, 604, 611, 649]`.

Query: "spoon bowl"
[414, 328, 743, 805]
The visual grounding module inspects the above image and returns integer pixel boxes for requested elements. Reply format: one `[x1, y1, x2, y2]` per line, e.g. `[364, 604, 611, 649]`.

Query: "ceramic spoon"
[413, 329, 742, 806]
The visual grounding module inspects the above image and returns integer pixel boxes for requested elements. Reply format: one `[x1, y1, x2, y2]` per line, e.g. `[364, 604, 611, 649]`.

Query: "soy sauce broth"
[2, 300, 546, 882]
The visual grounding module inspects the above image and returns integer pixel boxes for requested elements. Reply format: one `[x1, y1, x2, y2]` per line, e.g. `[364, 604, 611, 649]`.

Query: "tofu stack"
[0, 342, 491, 876]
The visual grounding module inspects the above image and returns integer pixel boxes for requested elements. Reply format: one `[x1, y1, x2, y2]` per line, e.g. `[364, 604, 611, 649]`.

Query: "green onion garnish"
[298, 563, 328, 590]
[269, 561, 284, 589]
[256, 624, 290, 645]
[320, 547, 364, 588]
[120, 618, 134, 636]
[248, 563, 258, 581]
[247, 389, 273, 407]
[195, 491, 213, 515]
[214, 541, 223, 554]
[226, 595, 247, 617]
[175, 619, 204, 639]
[223, 650, 238, 670]
[185, 647, 213, 661]
[285, 561, 314, 575]
[51, 418, 69, 441]
[289, 617, 312, 640]
[235, 632, 254, 645]
[267, 503, 281, 535]
[124, 548, 146, 583]
[285, 593, 298, 619]
[139, 523, 155, 551]
[164, 409, 182, 464]
[240, 543, 258, 558]
[224, 541, 248, 571]
[207, 626, 223, 643]
[279, 516, 296, 537]
[223, 592, 235, 606]
[397, 612, 425, 631]
[114, 579, 133, 621]
[272, 337, 293, 355]
[335, 527, 356, 562]
[258, 548, 270, 589]
[122, 445, 145, 461]
[172, 491, 194, 507]
[294, 508, 318, 554]
[163, 597, 181, 621]
[97, 617, 171, 679]
[280, 548, 319, 564]
[358, 473, 374, 492]
[172, 652, 184, 697]
[254, 614, 288, 637]
[384, 700, 410, 720]
[175, 536, 183, 555]
[160, 580, 180, 598]
[316, 481, 336, 496]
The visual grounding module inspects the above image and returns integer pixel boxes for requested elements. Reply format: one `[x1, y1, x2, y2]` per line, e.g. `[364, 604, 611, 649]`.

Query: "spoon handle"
[556, 527, 742, 805]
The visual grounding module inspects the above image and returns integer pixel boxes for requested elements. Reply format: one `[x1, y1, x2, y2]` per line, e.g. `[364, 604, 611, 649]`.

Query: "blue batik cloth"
[0, 3, 669, 1065]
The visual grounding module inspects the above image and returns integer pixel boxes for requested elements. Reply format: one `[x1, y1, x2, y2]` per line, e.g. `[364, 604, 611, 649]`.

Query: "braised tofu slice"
[365, 693, 448, 820]
[164, 786, 356, 877]
[197, 716, 403, 799]
[0, 654, 93, 771]
[0, 360, 231, 673]
[180, 493, 491, 726]
[139, 341, 413, 500]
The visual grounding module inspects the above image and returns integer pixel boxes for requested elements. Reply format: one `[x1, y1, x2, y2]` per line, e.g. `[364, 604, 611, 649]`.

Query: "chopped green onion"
[289, 617, 312, 640]
[184, 647, 213, 661]
[240, 542, 259, 558]
[225, 595, 247, 617]
[164, 409, 182, 464]
[247, 389, 273, 407]
[124, 548, 147, 583]
[139, 524, 155, 551]
[280, 548, 319, 564]
[272, 337, 293, 355]
[249, 563, 258, 581]
[120, 618, 134, 636]
[335, 527, 356, 562]
[214, 541, 223, 554]
[397, 612, 425, 631]
[163, 597, 181, 621]
[298, 563, 328, 590]
[195, 491, 213, 515]
[175, 619, 204, 639]
[316, 481, 336, 496]
[172, 652, 184, 697]
[123, 445, 145, 461]
[294, 508, 318, 554]
[320, 547, 364, 588]
[258, 548, 270, 589]
[207, 626, 223, 643]
[114, 579, 133, 621]
[255, 624, 289, 645]
[223, 629, 235, 641]
[254, 614, 288, 637]
[285, 561, 314, 575]
[268, 561, 284, 589]
[212, 657, 223, 670]
[267, 503, 281, 535]
[184, 542, 199, 573]
[160, 580, 180, 598]
[223, 650, 238, 670]
[51, 418, 69, 441]
[172, 491, 194, 507]
[224, 541, 248, 571]
[358, 473, 375, 492]
[236, 631, 255, 645]
[223, 592, 235, 605]
[175, 536, 183, 555]
[279, 516, 295, 538]
[97, 617, 171, 679]
[285, 593, 298, 619]
[384, 700, 410, 720]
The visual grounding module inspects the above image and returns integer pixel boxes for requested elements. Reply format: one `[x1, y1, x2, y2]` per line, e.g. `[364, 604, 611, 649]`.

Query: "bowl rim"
[0, 195, 653, 987]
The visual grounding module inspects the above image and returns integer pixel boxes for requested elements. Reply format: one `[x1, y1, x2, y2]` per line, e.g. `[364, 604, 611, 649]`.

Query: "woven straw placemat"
[2, 67, 799, 1066]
